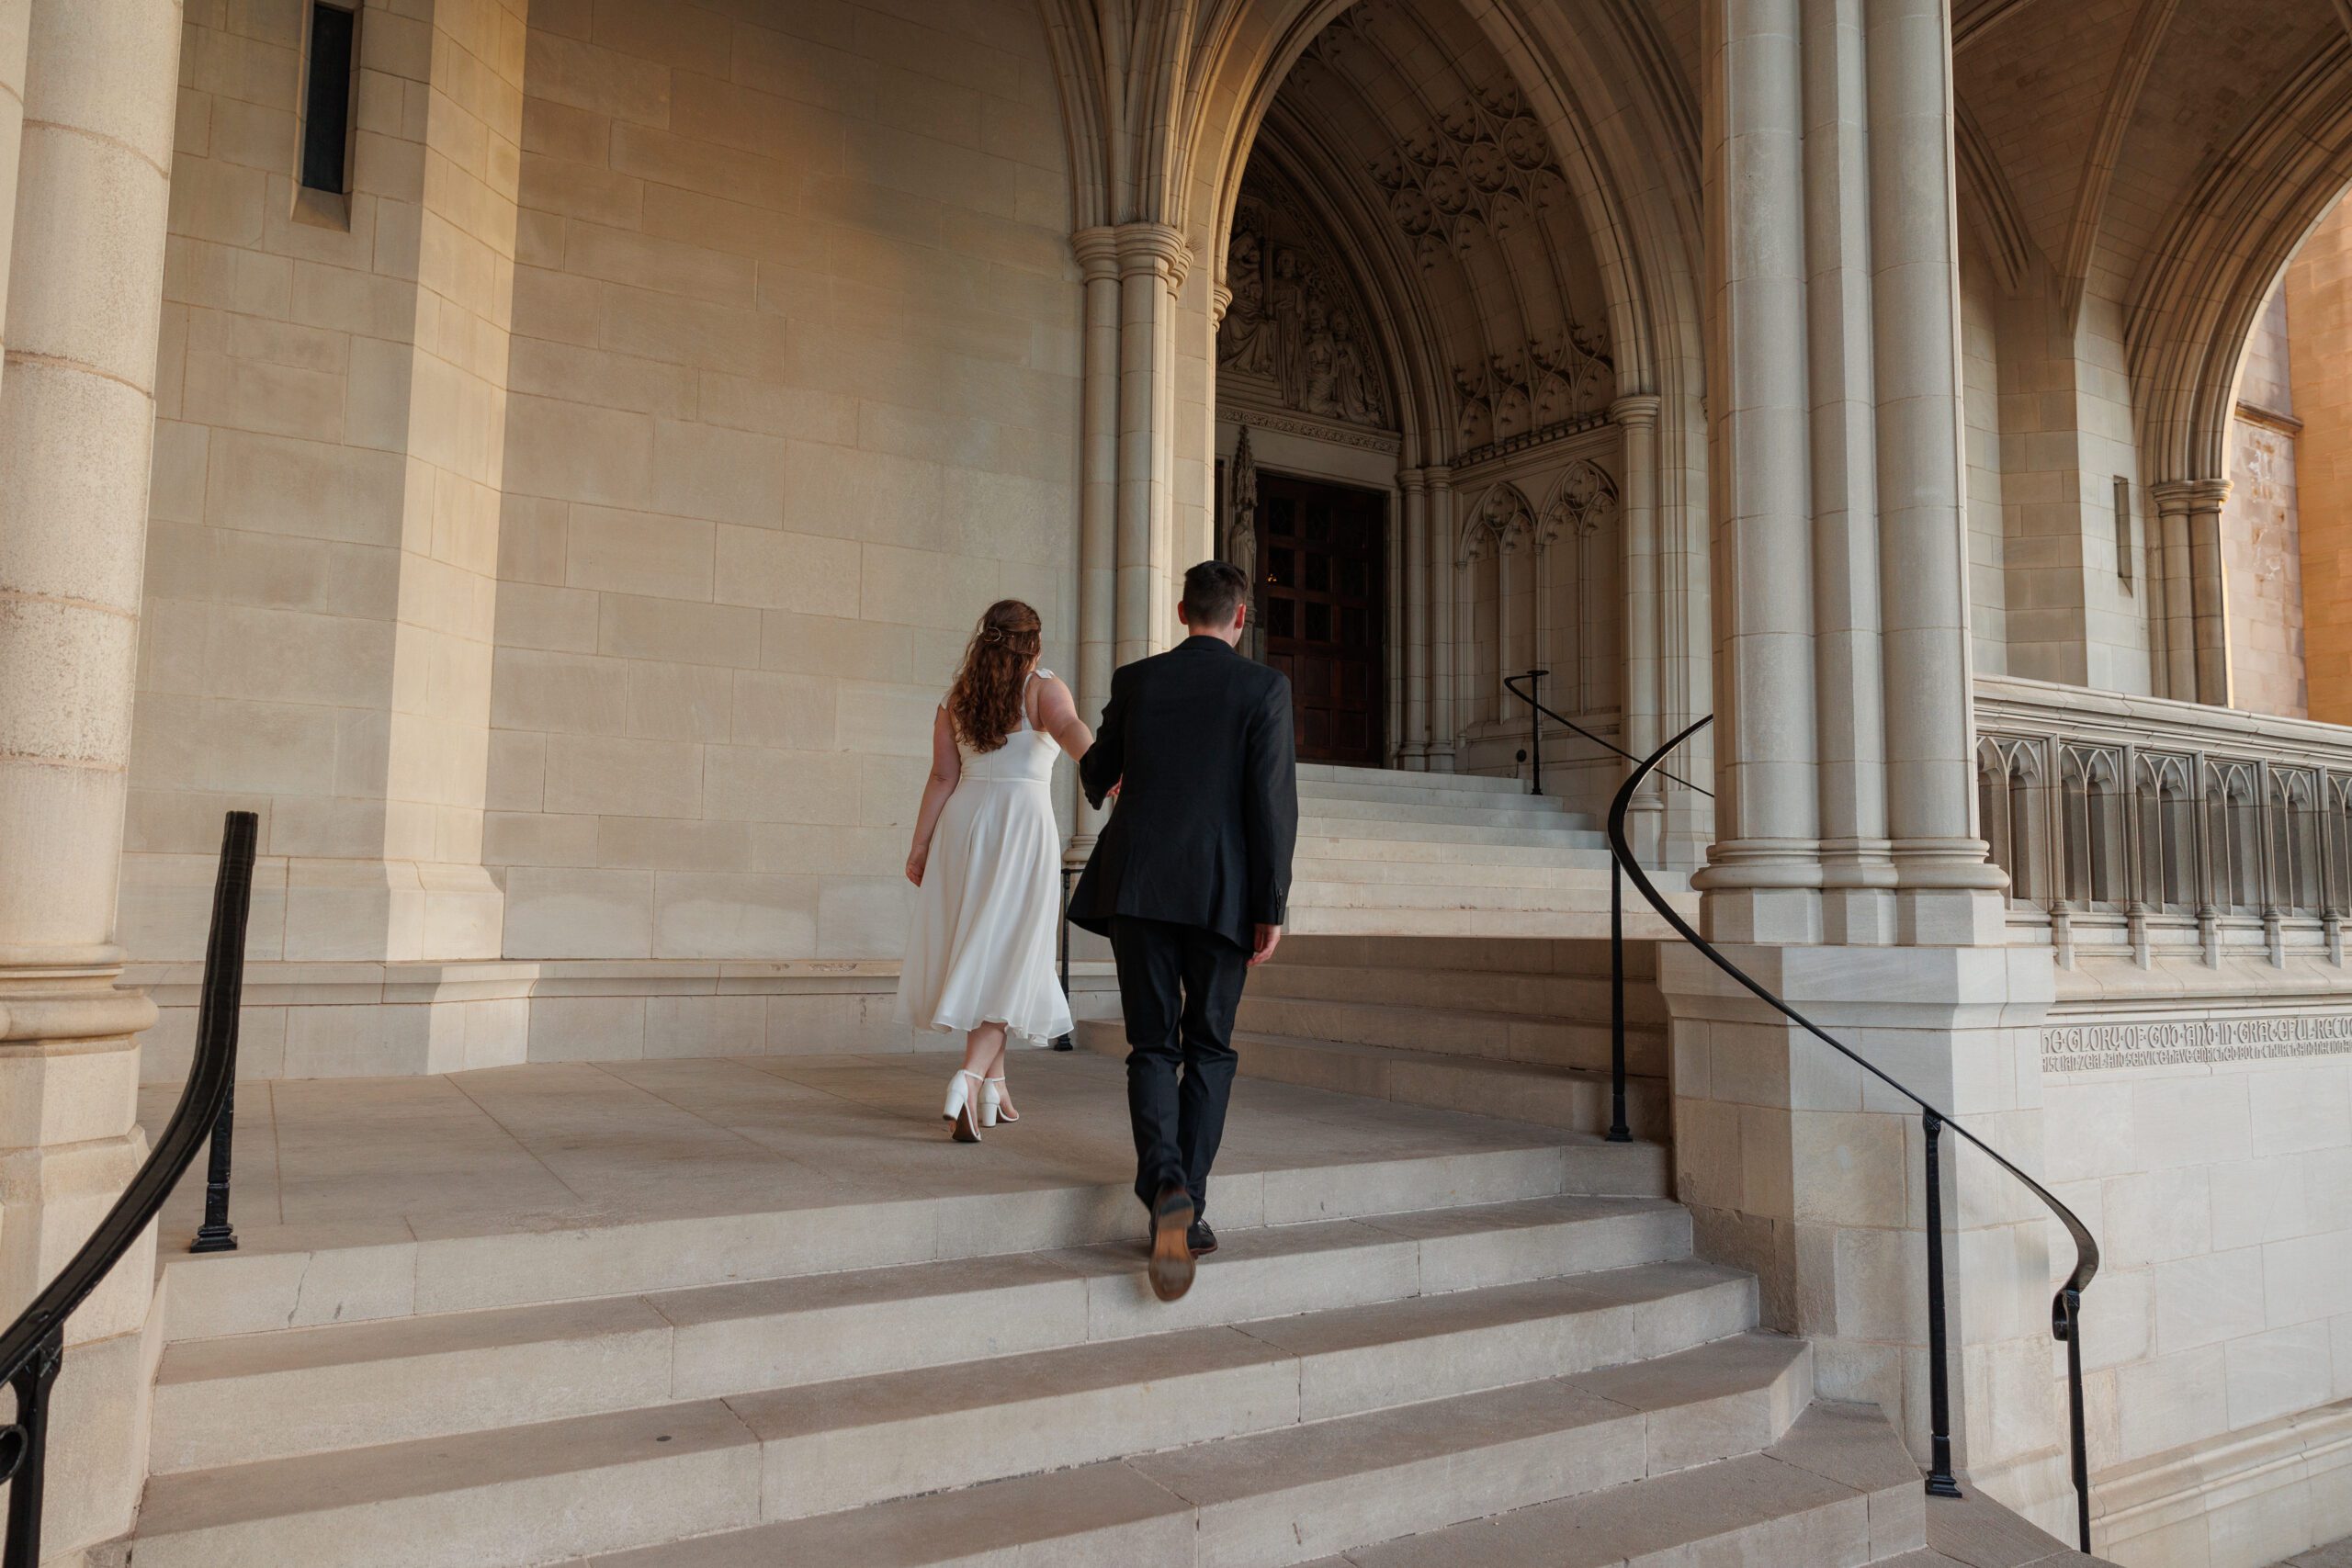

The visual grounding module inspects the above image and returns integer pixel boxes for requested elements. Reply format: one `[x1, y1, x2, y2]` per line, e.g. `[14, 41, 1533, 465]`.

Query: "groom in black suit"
[1069, 559, 1299, 1302]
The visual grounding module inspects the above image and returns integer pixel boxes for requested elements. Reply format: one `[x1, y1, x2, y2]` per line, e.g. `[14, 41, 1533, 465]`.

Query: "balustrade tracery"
[1975, 678, 2352, 955]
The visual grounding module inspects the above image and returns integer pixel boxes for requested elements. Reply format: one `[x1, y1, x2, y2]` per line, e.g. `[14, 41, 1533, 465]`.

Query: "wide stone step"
[1298, 777, 1590, 815]
[1080, 1021, 1669, 1140]
[1290, 856, 1623, 890]
[151, 1194, 1696, 1472]
[1295, 832, 1611, 865]
[1236, 1033, 1668, 1140]
[1309, 1400, 1928, 1565]
[1301, 763, 1535, 796]
[1273, 934, 1643, 977]
[1297, 815, 1605, 848]
[163, 1118, 1669, 1342]
[1287, 883, 1693, 941]
[1295, 795, 1592, 829]
[1247, 960, 1669, 1030]
[1232, 989, 1661, 1065]
[130, 1320, 1798, 1568]
[579, 1336, 1809, 1568]
[725, 1263, 1758, 1523]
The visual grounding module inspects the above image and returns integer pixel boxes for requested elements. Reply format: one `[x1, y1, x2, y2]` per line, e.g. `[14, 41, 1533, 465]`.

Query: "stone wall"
[2042, 958, 2352, 1567]
[117, 0, 1087, 1073]
[2223, 283, 2307, 719]
[482, 0, 1080, 980]
[127, 0, 530, 971]
[2290, 197, 2352, 727]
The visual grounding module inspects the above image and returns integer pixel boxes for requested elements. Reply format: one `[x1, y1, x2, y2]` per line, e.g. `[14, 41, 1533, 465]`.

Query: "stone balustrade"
[1977, 674, 2352, 961]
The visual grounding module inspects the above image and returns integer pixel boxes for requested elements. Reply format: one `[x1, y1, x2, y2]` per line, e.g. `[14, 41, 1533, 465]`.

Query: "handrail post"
[1606, 857, 1630, 1142]
[1053, 866, 1076, 1050]
[2060, 1287, 2091, 1552]
[190, 1084, 240, 1253]
[2, 1327, 62, 1568]
[1524, 668, 1544, 795]
[1922, 1108, 1962, 1498]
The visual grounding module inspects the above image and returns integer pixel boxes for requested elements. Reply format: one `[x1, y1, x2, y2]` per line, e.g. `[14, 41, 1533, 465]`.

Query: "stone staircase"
[113, 1050, 1949, 1568]
[1287, 764, 1692, 938]
[1080, 933, 1672, 1142]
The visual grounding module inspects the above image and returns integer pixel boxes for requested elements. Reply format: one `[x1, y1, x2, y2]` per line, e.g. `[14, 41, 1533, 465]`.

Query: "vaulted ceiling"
[1233, 0, 1620, 457]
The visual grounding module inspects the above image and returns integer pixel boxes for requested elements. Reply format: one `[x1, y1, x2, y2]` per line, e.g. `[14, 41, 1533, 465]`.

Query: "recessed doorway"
[1258, 472, 1386, 767]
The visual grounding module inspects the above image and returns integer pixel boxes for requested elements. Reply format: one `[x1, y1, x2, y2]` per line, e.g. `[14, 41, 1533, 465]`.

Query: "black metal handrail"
[1, 811, 256, 1568]
[1501, 671, 1713, 799]
[1607, 717, 2100, 1552]
[1500, 671, 1713, 1145]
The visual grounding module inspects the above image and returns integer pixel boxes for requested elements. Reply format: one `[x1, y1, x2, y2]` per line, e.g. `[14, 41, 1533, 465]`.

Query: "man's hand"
[1249, 923, 1283, 967]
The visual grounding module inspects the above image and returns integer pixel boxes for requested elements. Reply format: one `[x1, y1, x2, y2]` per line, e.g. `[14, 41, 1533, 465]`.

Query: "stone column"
[1400, 468, 1430, 768]
[1666, 0, 2062, 1517]
[1114, 224, 1185, 666]
[1801, 0, 1893, 947]
[2151, 480, 2199, 702]
[2180, 478, 2232, 705]
[1866, 0, 2006, 946]
[1071, 229, 1122, 857]
[0, 0, 181, 1551]
[1693, 0, 1824, 945]
[1617, 396, 1670, 862]
[1425, 466, 1458, 772]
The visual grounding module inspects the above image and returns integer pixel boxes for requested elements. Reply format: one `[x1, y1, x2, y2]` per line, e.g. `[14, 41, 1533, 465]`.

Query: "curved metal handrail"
[1, 811, 255, 1565]
[1501, 671, 1713, 798]
[1607, 716, 2100, 1551]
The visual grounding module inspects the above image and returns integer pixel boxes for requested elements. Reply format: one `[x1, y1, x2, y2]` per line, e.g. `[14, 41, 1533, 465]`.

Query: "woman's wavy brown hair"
[945, 600, 1044, 753]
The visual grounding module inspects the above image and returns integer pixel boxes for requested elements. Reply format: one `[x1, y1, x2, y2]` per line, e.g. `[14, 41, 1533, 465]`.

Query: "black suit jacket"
[1069, 637, 1298, 951]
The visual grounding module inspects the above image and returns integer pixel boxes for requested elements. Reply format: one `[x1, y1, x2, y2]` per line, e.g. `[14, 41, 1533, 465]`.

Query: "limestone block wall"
[2289, 197, 2352, 727]
[2220, 283, 2307, 719]
[483, 1, 1080, 984]
[2041, 958, 2352, 1567]
[2222, 414, 2305, 719]
[125, 0, 529, 966]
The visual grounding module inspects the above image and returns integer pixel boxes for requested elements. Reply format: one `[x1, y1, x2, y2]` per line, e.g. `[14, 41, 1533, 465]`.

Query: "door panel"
[1259, 473, 1385, 767]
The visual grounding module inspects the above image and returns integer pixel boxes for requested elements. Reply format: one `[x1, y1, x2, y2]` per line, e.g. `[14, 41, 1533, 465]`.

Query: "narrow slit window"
[2113, 475, 2133, 590]
[300, 4, 357, 196]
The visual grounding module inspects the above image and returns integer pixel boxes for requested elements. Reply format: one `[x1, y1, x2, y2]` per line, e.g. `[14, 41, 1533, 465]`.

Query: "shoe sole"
[951, 1103, 982, 1144]
[1148, 1190, 1196, 1302]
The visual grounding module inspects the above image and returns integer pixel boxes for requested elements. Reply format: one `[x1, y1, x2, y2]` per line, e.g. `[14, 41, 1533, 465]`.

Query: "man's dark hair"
[1182, 559, 1250, 627]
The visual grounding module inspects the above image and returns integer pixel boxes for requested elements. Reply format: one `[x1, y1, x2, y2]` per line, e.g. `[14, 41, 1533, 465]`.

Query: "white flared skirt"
[894, 777, 1073, 1045]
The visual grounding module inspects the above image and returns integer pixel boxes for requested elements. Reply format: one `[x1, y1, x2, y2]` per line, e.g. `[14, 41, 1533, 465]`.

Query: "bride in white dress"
[897, 600, 1093, 1141]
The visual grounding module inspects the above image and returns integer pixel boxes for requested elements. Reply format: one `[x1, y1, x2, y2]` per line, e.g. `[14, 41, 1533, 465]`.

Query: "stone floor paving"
[2274, 1539, 2352, 1567]
[142, 1047, 1580, 1257]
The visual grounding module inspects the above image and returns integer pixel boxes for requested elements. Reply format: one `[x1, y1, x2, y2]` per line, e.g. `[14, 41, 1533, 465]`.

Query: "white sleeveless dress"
[894, 673, 1074, 1045]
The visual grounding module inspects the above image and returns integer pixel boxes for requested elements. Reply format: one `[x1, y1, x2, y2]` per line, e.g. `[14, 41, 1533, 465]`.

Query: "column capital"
[1070, 226, 1122, 281]
[1609, 393, 1663, 427]
[2149, 477, 2232, 513]
[1423, 463, 1453, 491]
[1110, 221, 1190, 283]
[1397, 467, 1426, 493]
[1210, 281, 1232, 327]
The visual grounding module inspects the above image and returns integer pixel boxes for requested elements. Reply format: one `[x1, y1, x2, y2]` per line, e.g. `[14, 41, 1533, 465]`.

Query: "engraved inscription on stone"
[2041, 1013, 2352, 1071]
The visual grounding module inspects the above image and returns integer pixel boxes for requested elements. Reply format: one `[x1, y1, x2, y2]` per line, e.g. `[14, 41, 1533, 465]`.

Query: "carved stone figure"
[1270, 248, 1308, 407]
[1217, 179, 1390, 428]
[1216, 226, 1280, 378]
[1227, 425, 1262, 660]
[1328, 308, 1376, 424]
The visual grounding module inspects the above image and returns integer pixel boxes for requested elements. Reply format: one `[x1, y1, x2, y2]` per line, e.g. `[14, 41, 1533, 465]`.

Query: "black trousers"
[1110, 916, 1250, 1219]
